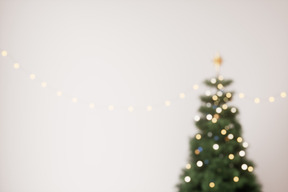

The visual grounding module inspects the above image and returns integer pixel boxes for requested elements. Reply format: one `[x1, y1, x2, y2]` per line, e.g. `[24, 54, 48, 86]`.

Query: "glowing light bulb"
[239, 150, 246, 157]
[147, 106, 152, 111]
[210, 78, 217, 84]
[243, 142, 249, 148]
[241, 164, 248, 170]
[281, 92, 287, 98]
[217, 91, 223, 97]
[128, 106, 134, 112]
[165, 100, 171, 106]
[1, 50, 7, 56]
[213, 144, 219, 150]
[212, 118, 218, 123]
[217, 84, 223, 89]
[89, 103, 95, 109]
[228, 154, 234, 160]
[14, 63, 20, 69]
[196, 160, 203, 167]
[237, 137, 243, 143]
[222, 104, 228, 110]
[41, 82, 47, 88]
[269, 97, 275, 103]
[228, 134, 234, 140]
[30, 74, 36, 80]
[218, 75, 224, 80]
[221, 129, 227, 135]
[195, 134, 202, 140]
[205, 90, 211, 96]
[233, 176, 239, 182]
[248, 166, 254, 172]
[195, 149, 200, 155]
[239, 93, 245, 98]
[209, 182, 215, 188]
[184, 176, 191, 182]
[108, 105, 114, 111]
[212, 95, 218, 101]
[254, 98, 260, 104]
[194, 115, 200, 121]
[193, 84, 199, 90]
[231, 107, 237, 113]
[57, 91, 62, 96]
[186, 163, 191, 169]
[226, 92, 232, 98]
[206, 114, 212, 120]
[216, 107, 222, 113]
[72, 97, 77, 103]
[179, 93, 186, 99]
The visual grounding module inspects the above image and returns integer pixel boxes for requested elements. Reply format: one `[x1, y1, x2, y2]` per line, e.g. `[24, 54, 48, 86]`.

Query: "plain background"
[1, 0, 288, 192]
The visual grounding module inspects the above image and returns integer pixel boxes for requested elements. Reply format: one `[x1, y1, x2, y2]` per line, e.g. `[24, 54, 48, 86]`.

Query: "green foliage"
[177, 76, 262, 192]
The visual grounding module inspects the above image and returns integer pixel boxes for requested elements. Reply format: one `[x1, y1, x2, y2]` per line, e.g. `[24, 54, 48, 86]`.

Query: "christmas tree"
[177, 55, 262, 192]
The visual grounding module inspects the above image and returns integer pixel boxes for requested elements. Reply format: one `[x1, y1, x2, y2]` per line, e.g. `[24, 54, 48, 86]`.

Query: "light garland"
[1, 49, 287, 112]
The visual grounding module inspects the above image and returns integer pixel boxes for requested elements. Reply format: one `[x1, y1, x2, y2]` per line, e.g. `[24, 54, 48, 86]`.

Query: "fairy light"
[281, 92, 287, 98]
[217, 91, 223, 97]
[213, 144, 219, 150]
[221, 129, 227, 135]
[209, 182, 215, 188]
[194, 115, 200, 121]
[248, 166, 254, 172]
[72, 97, 78, 103]
[128, 106, 134, 112]
[212, 118, 217, 123]
[216, 107, 222, 113]
[89, 103, 95, 109]
[217, 84, 223, 89]
[57, 91, 62, 96]
[186, 163, 191, 169]
[231, 107, 237, 113]
[41, 82, 47, 88]
[205, 90, 211, 96]
[1, 50, 7, 56]
[233, 176, 239, 182]
[179, 93, 186, 99]
[222, 104, 228, 110]
[237, 137, 243, 143]
[147, 106, 152, 111]
[243, 142, 249, 148]
[30, 74, 36, 80]
[14, 63, 20, 69]
[269, 97, 275, 102]
[228, 154, 234, 160]
[227, 134, 234, 140]
[212, 95, 218, 101]
[210, 78, 217, 84]
[241, 164, 248, 170]
[184, 176, 191, 183]
[226, 92, 232, 98]
[195, 134, 202, 140]
[206, 114, 212, 120]
[108, 105, 114, 111]
[218, 75, 224, 80]
[165, 100, 171, 107]
[239, 150, 246, 157]
[254, 98, 260, 104]
[196, 160, 203, 167]
[239, 93, 245, 98]
[193, 84, 199, 90]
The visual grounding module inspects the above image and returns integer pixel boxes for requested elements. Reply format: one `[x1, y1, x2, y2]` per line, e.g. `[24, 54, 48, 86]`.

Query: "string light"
[233, 176, 239, 182]
[237, 137, 243, 143]
[281, 92, 287, 98]
[226, 92, 232, 98]
[213, 144, 219, 150]
[242, 142, 249, 148]
[269, 97, 275, 102]
[195, 134, 202, 140]
[209, 182, 215, 188]
[128, 106, 134, 112]
[205, 90, 211, 96]
[239, 150, 246, 157]
[1, 50, 7, 57]
[184, 176, 191, 183]
[193, 84, 199, 90]
[196, 160, 203, 167]
[216, 107, 222, 113]
[254, 98, 260, 104]
[194, 115, 200, 121]
[217, 91, 223, 97]
[222, 104, 228, 110]
[228, 154, 234, 160]
[89, 103, 95, 109]
[221, 129, 227, 135]
[210, 78, 216, 84]
[14, 63, 20, 69]
[241, 164, 248, 170]
[231, 107, 237, 113]
[218, 75, 224, 80]
[108, 105, 114, 111]
[212, 95, 218, 101]
[179, 93, 186, 99]
[227, 134, 234, 140]
[72, 97, 78, 103]
[206, 114, 213, 120]
[239, 93, 245, 98]
[217, 84, 223, 89]
[30, 74, 36, 80]
[212, 118, 217, 123]
[248, 166, 254, 172]
[186, 164, 191, 169]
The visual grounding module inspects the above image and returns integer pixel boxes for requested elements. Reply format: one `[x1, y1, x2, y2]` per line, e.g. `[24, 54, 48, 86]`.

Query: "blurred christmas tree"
[177, 55, 262, 192]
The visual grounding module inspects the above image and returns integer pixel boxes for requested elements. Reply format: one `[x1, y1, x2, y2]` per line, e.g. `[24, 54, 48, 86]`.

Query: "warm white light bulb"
[213, 144, 219, 150]
[165, 100, 171, 106]
[269, 97, 275, 103]
[231, 107, 237, 113]
[30, 74, 36, 80]
[254, 98, 260, 104]
[57, 91, 62, 96]
[108, 105, 114, 111]
[241, 164, 248, 170]
[1, 50, 7, 57]
[14, 63, 20, 69]
[147, 106, 152, 111]
[281, 92, 287, 98]
[209, 182, 215, 188]
[195, 134, 202, 140]
[194, 115, 200, 121]
[193, 84, 199, 90]
[72, 97, 78, 103]
[41, 82, 47, 88]
[89, 103, 95, 109]
[128, 106, 134, 112]
[239, 150, 246, 157]
[216, 107, 222, 113]
[243, 142, 249, 148]
[233, 176, 239, 182]
[179, 93, 186, 99]
[206, 114, 212, 120]
[196, 161, 203, 167]
[184, 176, 191, 183]
[186, 163, 191, 169]
[228, 134, 234, 140]
[210, 78, 216, 84]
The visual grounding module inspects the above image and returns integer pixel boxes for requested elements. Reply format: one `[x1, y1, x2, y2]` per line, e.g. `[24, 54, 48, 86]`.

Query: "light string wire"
[1, 49, 287, 112]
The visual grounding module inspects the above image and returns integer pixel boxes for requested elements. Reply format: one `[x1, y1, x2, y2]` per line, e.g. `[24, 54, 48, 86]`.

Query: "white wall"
[0, 0, 288, 192]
